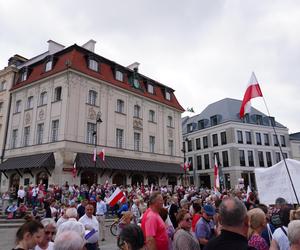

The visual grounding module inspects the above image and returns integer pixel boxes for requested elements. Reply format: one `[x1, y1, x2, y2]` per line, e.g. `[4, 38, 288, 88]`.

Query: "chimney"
[47, 40, 65, 54]
[127, 62, 140, 72]
[82, 39, 96, 52]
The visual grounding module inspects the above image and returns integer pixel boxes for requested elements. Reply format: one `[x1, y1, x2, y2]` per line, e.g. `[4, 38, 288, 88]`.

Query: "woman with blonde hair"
[247, 208, 268, 250]
[290, 207, 300, 221]
[118, 211, 133, 235]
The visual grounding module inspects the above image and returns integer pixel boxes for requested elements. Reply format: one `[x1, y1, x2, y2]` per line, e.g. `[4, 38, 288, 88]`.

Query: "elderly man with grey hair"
[204, 197, 256, 250]
[54, 231, 85, 250]
[288, 220, 300, 250]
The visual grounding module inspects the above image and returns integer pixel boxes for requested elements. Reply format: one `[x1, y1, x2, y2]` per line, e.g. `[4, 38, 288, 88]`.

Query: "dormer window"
[115, 70, 124, 82]
[147, 84, 154, 94]
[210, 115, 219, 126]
[88, 59, 99, 71]
[133, 79, 140, 89]
[20, 71, 27, 82]
[45, 60, 53, 72]
[165, 91, 171, 101]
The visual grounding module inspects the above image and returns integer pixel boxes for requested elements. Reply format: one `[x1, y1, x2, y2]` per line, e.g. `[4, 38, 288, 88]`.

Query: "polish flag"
[93, 148, 97, 162]
[98, 149, 105, 161]
[214, 155, 220, 192]
[107, 187, 125, 207]
[239, 72, 263, 119]
[72, 162, 77, 178]
[184, 160, 191, 171]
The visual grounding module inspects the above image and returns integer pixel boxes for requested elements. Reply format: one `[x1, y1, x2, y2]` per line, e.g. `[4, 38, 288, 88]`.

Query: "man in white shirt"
[17, 186, 26, 206]
[131, 199, 141, 224]
[79, 204, 99, 250]
[96, 195, 107, 241]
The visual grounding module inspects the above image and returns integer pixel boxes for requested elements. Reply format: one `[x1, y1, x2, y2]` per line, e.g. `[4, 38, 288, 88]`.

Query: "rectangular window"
[258, 151, 264, 167]
[282, 153, 288, 159]
[246, 131, 252, 144]
[134, 132, 141, 151]
[23, 126, 30, 146]
[198, 120, 205, 129]
[212, 134, 218, 147]
[222, 151, 229, 167]
[116, 129, 124, 148]
[204, 154, 210, 169]
[273, 135, 279, 146]
[248, 151, 254, 167]
[36, 123, 44, 145]
[0, 81, 5, 91]
[197, 155, 202, 170]
[54, 87, 62, 101]
[149, 110, 155, 122]
[40, 92, 47, 105]
[264, 133, 270, 146]
[115, 70, 123, 81]
[280, 135, 286, 147]
[116, 99, 124, 113]
[149, 136, 155, 153]
[45, 60, 52, 72]
[134, 105, 141, 118]
[188, 157, 193, 171]
[89, 59, 98, 71]
[21, 71, 27, 82]
[256, 133, 262, 145]
[221, 131, 227, 145]
[266, 152, 272, 167]
[275, 152, 281, 163]
[87, 123, 96, 144]
[256, 115, 263, 125]
[237, 130, 243, 144]
[239, 150, 245, 166]
[203, 136, 208, 149]
[27, 96, 33, 109]
[0, 102, 3, 113]
[167, 116, 173, 127]
[88, 90, 97, 106]
[195, 138, 201, 150]
[15, 100, 21, 113]
[51, 120, 59, 142]
[168, 140, 174, 156]
[187, 140, 193, 152]
[147, 84, 154, 94]
[12, 129, 18, 148]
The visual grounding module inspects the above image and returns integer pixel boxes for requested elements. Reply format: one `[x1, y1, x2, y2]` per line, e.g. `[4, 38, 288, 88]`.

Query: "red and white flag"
[184, 160, 191, 171]
[107, 187, 125, 207]
[214, 155, 220, 192]
[72, 162, 77, 178]
[239, 72, 263, 119]
[98, 148, 105, 161]
[93, 147, 97, 162]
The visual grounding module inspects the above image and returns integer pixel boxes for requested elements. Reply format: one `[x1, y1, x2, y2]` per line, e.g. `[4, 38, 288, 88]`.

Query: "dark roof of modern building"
[182, 98, 286, 134]
[290, 132, 300, 141]
[75, 153, 184, 174]
[0, 152, 55, 171]
[10, 44, 184, 112]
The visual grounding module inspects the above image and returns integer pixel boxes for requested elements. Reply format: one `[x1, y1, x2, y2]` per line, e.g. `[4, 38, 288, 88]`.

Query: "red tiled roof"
[12, 45, 185, 112]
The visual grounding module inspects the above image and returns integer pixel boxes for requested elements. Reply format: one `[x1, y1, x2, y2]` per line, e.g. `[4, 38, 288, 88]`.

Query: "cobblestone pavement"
[0, 223, 118, 250]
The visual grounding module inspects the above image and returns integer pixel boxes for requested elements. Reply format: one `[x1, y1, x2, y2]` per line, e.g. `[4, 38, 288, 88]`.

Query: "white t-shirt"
[34, 241, 54, 250]
[273, 226, 290, 250]
[79, 214, 99, 243]
[17, 189, 25, 199]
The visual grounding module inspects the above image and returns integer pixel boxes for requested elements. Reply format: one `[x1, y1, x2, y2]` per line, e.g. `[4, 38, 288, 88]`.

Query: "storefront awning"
[0, 152, 55, 171]
[75, 153, 184, 174]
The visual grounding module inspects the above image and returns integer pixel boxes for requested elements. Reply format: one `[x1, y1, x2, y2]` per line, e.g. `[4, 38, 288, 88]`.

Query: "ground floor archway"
[131, 174, 143, 186]
[112, 173, 126, 186]
[147, 175, 158, 186]
[199, 175, 211, 188]
[168, 176, 177, 186]
[36, 171, 49, 189]
[81, 171, 98, 187]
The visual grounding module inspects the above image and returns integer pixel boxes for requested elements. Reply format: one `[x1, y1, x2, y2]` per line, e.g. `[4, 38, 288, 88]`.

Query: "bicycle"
[110, 217, 119, 236]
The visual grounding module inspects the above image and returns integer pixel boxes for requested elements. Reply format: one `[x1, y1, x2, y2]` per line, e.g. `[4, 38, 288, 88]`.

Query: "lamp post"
[181, 137, 189, 187]
[93, 111, 103, 168]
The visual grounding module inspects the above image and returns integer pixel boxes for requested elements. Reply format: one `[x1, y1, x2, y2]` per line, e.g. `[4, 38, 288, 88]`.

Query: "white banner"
[255, 159, 300, 205]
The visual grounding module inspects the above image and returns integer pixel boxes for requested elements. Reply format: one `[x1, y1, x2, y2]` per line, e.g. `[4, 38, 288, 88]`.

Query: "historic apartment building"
[0, 40, 184, 192]
[290, 133, 300, 161]
[182, 98, 291, 189]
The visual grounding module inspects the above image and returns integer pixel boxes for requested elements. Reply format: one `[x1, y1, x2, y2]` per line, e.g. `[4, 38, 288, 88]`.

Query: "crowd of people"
[1, 181, 300, 250]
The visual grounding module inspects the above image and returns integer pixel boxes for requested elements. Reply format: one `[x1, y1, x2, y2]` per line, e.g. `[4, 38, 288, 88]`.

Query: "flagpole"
[261, 96, 299, 205]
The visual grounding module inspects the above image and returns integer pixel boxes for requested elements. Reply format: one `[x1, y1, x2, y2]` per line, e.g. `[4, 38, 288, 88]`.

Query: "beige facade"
[0, 41, 184, 192]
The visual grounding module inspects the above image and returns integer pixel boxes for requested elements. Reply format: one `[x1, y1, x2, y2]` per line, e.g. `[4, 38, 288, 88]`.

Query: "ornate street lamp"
[93, 111, 102, 167]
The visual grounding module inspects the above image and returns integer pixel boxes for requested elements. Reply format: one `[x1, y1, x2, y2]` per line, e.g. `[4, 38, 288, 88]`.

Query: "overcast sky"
[1, 0, 299, 133]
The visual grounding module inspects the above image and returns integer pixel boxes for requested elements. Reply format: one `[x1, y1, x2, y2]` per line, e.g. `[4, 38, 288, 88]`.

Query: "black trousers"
[85, 242, 98, 250]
